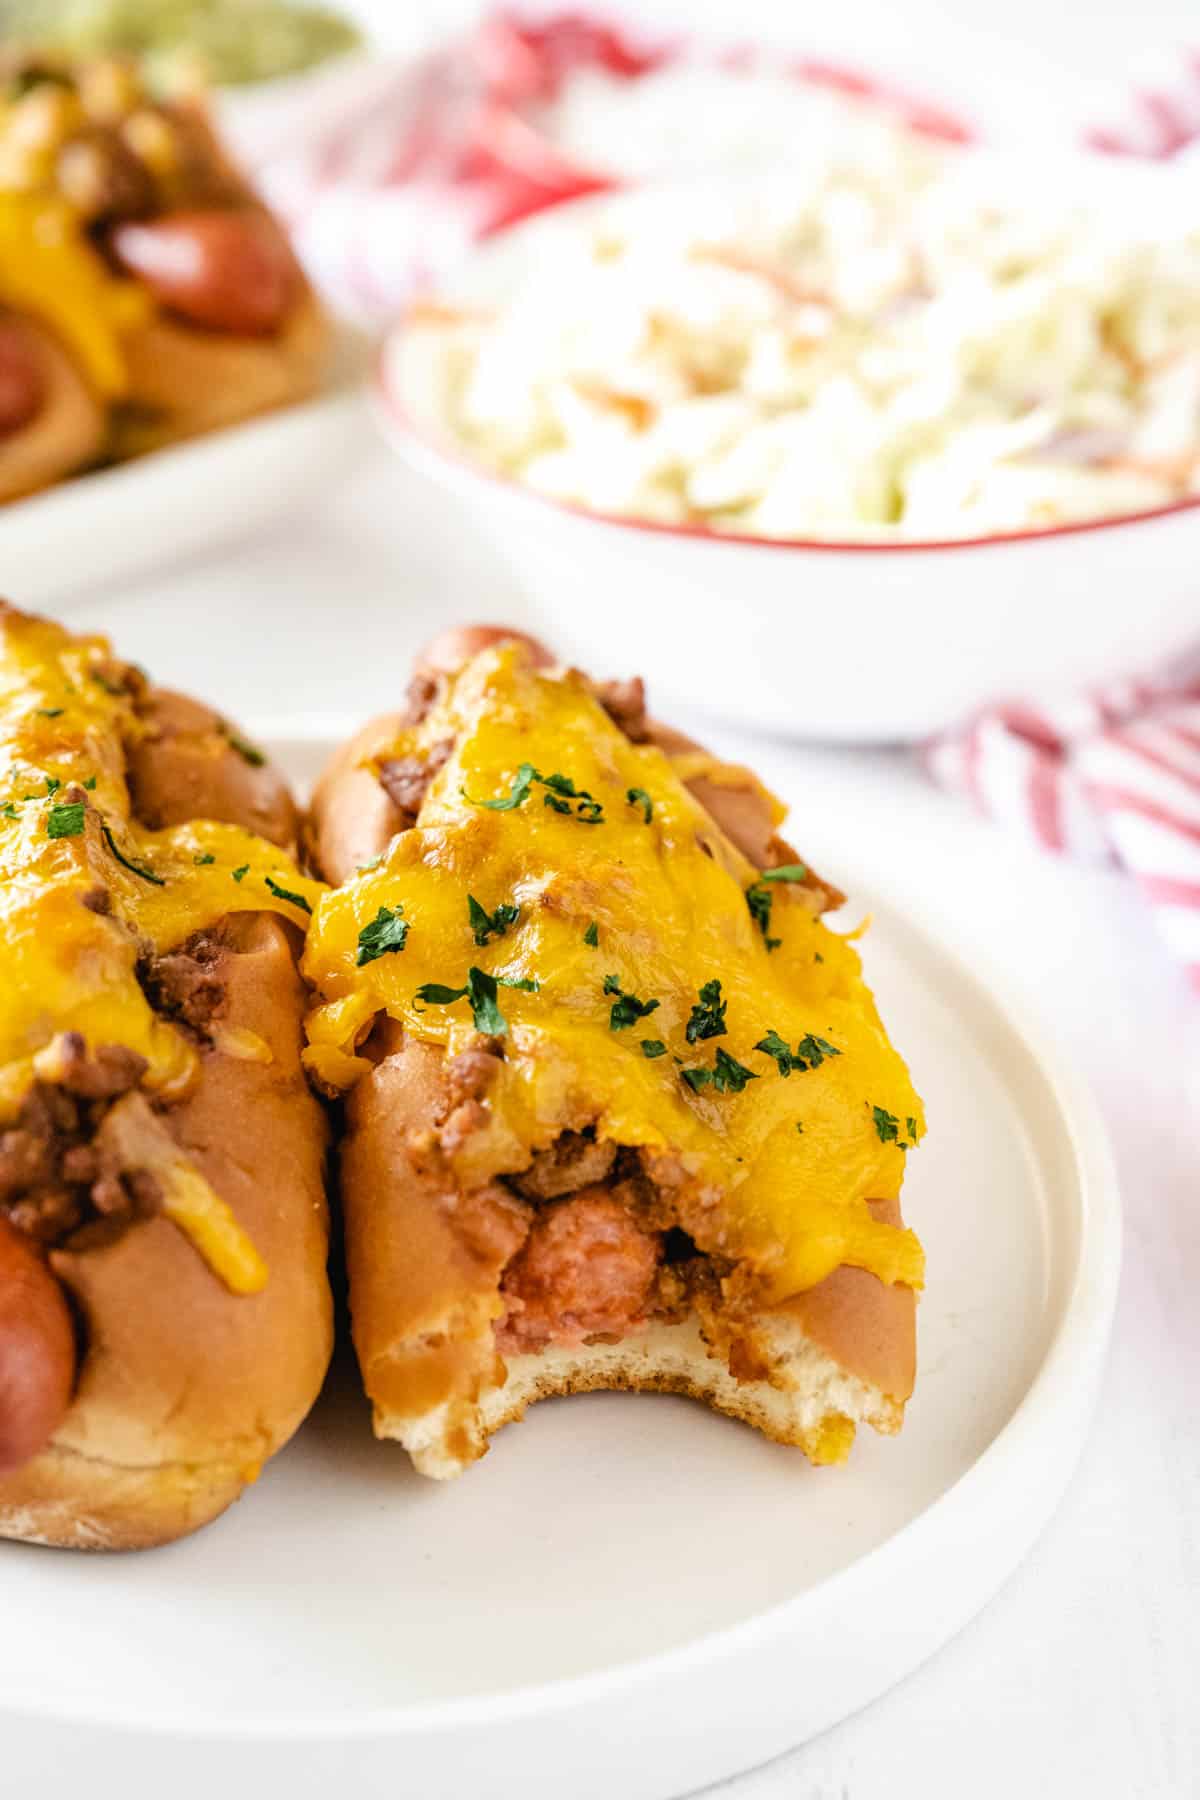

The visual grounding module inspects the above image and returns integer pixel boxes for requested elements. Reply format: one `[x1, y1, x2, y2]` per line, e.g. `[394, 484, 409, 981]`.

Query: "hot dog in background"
[0, 603, 332, 1550]
[302, 627, 924, 1481]
[0, 53, 328, 496]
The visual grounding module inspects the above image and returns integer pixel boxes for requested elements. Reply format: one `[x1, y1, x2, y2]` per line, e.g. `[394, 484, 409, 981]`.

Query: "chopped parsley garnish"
[682, 1048, 759, 1095]
[754, 1029, 840, 1077]
[872, 1105, 901, 1145]
[467, 764, 605, 823]
[754, 1028, 794, 1076]
[37, 708, 63, 719]
[795, 1121, 805, 1134]
[231, 864, 250, 882]
[583, 920, 599, 947]
[83, 776, 97, 791]
[625, 787, 653, 824]
[470, 762, 536, 812]
[224, 731, 265, 767]
[686, 978, 727, 1044]
[102, 823, 164, 883]
[90, 670, 125, 697]
[46, 801, 85, 839]
[193, 852, 216, 865]
[415, 966, 538, 1037]
[746, 864, 809, 951]
[357, 904, 409, 965]
[603, 974, 660, 1031]
[640, 1039, 667, 1059]
[44, 776, 60, 796]
[814, 952, 824, 964]
[745, 884, 781, 950]
[468, 893, 519, 946]
[265, 875, 311, 915]
[0, 802, 18, 819]
[906, 1116, 918, 1141]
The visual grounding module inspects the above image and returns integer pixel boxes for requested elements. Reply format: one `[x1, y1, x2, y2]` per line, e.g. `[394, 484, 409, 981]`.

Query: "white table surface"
[40, 438, 1196, 1800]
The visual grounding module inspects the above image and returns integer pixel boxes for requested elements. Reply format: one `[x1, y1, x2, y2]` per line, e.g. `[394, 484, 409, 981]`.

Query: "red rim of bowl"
[375, 334, 1200, 556]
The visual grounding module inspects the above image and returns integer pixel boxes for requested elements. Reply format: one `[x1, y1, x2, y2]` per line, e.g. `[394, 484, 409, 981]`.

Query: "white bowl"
[374, 168, 1200, 744]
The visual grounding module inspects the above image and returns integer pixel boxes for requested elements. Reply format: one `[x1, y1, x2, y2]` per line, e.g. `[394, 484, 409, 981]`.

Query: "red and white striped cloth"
[922, 664, 1200, 992]
[224, 13, 1200, 988]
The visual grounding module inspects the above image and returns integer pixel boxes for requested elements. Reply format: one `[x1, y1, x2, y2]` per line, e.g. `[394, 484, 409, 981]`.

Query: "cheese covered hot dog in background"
[303, 627, 924, 1480]
[0, 603, 331, 1550]
[0, 53, 328, 490]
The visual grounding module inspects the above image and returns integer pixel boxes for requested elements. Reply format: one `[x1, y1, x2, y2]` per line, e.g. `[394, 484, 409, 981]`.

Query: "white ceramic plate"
[0, 739, 1120, 1800]
[0, 335, 370, 612]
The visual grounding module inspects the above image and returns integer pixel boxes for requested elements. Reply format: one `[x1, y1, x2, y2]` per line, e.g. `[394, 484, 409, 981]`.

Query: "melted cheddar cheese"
[0, 193, 149, 397]
[303, 647, 926, 1303]
[0, 609, 322, 1289]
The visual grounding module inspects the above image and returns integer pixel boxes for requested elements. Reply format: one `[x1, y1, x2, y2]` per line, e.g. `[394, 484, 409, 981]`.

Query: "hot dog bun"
[304, 627, 923, 1479]
[0, 605, 331, 1549]
[0, 317, 107, 503]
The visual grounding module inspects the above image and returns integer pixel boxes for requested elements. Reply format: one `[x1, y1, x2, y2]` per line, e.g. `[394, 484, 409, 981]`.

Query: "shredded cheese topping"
[303, 645, 926, 1301]
[0, 608, 321, 1291]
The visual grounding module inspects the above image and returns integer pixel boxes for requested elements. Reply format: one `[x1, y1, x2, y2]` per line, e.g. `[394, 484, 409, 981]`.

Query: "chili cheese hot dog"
[303, 628, 923, 1479]
[0, 54, 327, 487]
[0, 603, 330, 1549]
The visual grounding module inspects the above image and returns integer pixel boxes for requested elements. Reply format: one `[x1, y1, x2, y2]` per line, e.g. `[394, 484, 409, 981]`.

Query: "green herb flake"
[37, 708, 63, 719]
[746, 883, 781, 951]
[265, 875, 312, 915]
[685, 978, 727, 1044]
[795, 1033, 840, 1070]
[760, 863, 809, 884]
[603, 974, 660, 1031]
[467, 762, 536, 812]
[467, 893, 519, 947]
[102, 823, 165, 884]
[44, 776, 60, 796]
[0, 802, 18, 820]
[231, 864, 250, 883]
[625, 787, 653, 824]
[795, 1121, 805, 1134]
[414, 966, 539, 1037]
[356, 904, 409, 966]
[872, 1105, 902, 1145]
[224, 731, 266, 768]
[583, 920, 599, 947]
[466, 764, 604, 824]
[682, 1047, 760, 1096]
[640, 1039, 667, 1059]
[193, 852, 216, 865]
[82, 776, 97, 791]
[46, 801, 85, 840]
[814, 952, 824, 964]
[754, 1028, 795, 1076]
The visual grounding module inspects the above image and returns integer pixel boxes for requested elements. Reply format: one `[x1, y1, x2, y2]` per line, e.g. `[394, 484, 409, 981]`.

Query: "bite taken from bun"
[303, 626, 925, 1479]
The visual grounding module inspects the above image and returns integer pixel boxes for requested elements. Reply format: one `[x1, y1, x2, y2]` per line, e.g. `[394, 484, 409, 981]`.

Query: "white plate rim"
[2, 835, 1122, 1745]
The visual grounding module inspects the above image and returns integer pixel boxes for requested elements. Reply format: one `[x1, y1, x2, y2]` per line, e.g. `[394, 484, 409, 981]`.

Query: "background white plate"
[0, 338, 370, 612]
[0, 742, 1120, 1800]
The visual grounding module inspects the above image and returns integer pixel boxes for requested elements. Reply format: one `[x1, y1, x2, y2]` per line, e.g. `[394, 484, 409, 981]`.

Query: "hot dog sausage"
[0, 322, 44, 438]
[108, 209, 295, 337]
[0, 1219, 76, 1476]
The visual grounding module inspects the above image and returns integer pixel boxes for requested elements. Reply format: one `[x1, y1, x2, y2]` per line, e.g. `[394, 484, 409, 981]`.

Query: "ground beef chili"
[0, 1037, 160, 1251]
[138, 932, 227, 1038]
[511, 1130, 617, 1201]
[377, 738, 454, 826]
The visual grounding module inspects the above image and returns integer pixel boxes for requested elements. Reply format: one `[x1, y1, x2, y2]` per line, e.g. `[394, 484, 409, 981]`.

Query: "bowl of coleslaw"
[377, 150, 1200, 741]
